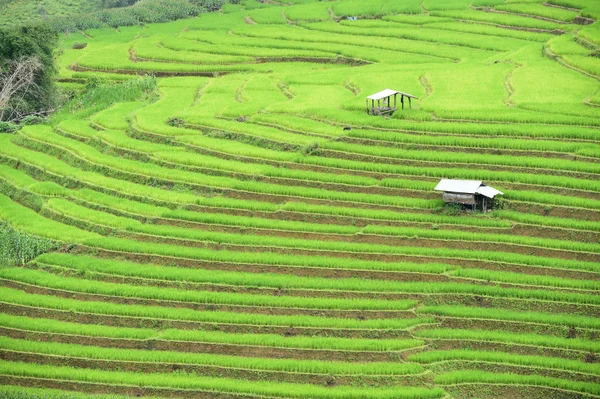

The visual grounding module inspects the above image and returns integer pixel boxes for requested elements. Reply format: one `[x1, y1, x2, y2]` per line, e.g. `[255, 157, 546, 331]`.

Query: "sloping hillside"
[0, 0, 599, 398]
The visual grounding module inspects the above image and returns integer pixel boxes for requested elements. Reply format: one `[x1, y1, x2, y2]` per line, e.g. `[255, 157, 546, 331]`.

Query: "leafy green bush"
[0, 122, 19, 133]
[71, 42, 88, 50]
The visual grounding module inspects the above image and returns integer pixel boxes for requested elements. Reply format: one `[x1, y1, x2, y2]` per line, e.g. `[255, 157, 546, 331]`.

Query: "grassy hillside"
[0, 0, 599, 398]
[0, 0, 217, 31]
[0, 0, 110, 28]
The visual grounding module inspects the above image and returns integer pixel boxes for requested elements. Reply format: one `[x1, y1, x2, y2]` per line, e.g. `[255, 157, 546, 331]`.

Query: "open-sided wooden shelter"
[435, 179, 503, 212]
[366, 89, 417, 115]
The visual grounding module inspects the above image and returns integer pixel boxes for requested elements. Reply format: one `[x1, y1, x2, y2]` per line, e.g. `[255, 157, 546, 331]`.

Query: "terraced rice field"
[1, 0, 600, 398]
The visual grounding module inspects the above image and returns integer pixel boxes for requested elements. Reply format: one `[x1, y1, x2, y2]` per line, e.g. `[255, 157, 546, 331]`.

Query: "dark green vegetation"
[0, 23, 58, 122]
[0, 0, 227, 31]
[0, 0, 599, 398]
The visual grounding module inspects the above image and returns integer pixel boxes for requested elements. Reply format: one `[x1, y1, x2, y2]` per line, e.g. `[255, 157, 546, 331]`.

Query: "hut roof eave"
[366, 88, 418, 100]
[434, 179, 503, 198]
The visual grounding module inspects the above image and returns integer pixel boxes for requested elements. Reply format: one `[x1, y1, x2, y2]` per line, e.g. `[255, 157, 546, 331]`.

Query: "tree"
[0, 57, 43, 121]
[0, 23, 58, 121]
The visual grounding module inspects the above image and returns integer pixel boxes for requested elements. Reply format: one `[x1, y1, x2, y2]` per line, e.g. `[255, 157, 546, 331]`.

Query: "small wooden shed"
[434, 179, 503, 212]
[366, 89, 417, 115]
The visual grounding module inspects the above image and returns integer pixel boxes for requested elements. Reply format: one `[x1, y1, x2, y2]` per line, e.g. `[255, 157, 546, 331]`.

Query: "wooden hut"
[366, 89, 417, 115]
[434, 179, 503, 212]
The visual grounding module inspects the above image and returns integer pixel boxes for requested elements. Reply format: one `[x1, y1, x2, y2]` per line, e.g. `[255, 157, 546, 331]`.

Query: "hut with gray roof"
[366, 89, 417, 115]
[434, 179, 503, 212]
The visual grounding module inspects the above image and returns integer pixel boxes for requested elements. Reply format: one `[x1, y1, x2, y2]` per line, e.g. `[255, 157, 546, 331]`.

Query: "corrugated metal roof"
[367, 89, 399, 100]
[434, 179, 482, 194]
[476, 186, 503, 198]
[366, 89, 418, 100]
[435, 179, 503, 198]
[397, 91, 418, 99]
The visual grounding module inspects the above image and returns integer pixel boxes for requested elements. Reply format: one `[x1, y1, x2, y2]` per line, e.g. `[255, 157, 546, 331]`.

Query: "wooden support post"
[371, 99, 374, 114]
[393, 94, 397, 110]
[401, 95, 404, 110]
[409, 97, 412, 109]
[377, 99, 381, 113]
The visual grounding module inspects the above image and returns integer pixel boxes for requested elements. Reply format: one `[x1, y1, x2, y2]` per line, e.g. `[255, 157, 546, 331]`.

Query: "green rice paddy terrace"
[1, 0, 600, 398]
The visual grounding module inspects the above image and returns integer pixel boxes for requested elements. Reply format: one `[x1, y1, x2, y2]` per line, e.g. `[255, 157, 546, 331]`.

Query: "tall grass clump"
[0, 222, 57, 267]
[54, 76, 157, 122]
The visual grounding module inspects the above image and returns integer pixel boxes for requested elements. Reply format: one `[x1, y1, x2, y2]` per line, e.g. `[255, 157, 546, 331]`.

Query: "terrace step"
[424, 339, 595, 362]
[0, 350, 431, 386]
[0, 279, 417, 320]
[0, 328, 421, 362]
[0, 303, 422, 339]
[76, 245, 600, 284]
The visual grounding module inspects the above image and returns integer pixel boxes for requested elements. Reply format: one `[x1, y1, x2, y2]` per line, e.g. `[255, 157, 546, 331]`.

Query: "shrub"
[84, 75, 109, 91]
[191, 0, 225, 11]
[71, 42, 88, 50]
[0, 122, 18, 133]
[20, 115, 46, 125]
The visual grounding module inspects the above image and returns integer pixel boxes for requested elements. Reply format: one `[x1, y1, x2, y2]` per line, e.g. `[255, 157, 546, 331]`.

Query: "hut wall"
[443, 192, 475, 205]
